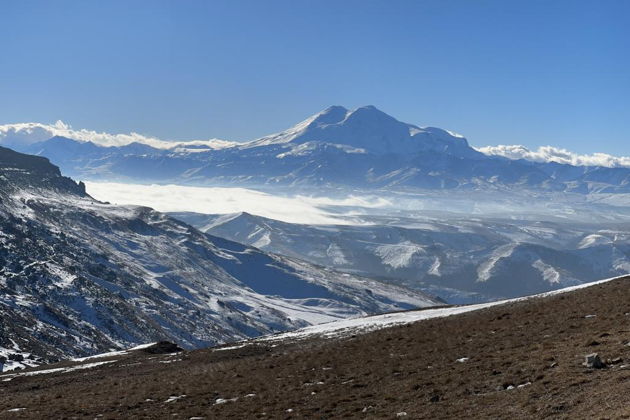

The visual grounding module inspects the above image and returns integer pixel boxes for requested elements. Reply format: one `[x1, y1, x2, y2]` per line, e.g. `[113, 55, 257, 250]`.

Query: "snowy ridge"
[255, 275, 626, 343]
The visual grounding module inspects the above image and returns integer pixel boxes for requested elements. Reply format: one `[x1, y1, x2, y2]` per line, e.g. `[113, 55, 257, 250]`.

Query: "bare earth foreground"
[2, 276, 630, 419]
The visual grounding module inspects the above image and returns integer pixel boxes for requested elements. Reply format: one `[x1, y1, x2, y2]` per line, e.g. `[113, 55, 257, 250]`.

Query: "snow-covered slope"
[0, 147, 439, 362]
[5, 106, 630, 193]
[252, 275, 628, 344]
[174, 211, 630, 303]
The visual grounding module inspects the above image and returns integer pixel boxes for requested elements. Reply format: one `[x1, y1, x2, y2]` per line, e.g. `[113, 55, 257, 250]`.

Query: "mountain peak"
[308, 105, 350, 127]
[314, 105, 389, 122]
[344, 105, 401, 125]
[321, 105, 349, 114]
[304, 105, 398, 131]
[250, 105, 475, 157]
[351, 104, 386, 114]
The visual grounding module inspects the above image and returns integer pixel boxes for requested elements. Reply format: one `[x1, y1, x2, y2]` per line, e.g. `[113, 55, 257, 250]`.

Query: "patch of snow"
[214, 397, 238, 405]
[326, 243, 349, 265]
[251, 231, 271, 248]
[0, 346, 40, 372]
[477, 244, 515, 282]
[428, 257, 441, 276]
[374, 242, 424, 269]
[165, 395, 187, 403]
[533, 259, 561, 284]
[213, 344, 248, 352]
[578, 234, 612, 249]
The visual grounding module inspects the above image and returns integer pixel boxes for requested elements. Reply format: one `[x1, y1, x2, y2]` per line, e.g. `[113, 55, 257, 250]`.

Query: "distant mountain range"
[0, 146, 438, 361]
[2, 106, 630, 192]
[172, 210, 630, 303]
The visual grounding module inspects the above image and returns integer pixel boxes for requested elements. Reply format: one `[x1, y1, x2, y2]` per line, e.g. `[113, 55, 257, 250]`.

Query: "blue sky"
[1, 0, 628, 154]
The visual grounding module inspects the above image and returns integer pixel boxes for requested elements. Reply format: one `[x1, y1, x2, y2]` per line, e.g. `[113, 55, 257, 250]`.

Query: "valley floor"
[2, 276, 630, 419]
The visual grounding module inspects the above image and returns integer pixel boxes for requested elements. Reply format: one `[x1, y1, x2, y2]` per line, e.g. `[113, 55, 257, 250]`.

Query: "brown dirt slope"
[2, 276, 630, 419]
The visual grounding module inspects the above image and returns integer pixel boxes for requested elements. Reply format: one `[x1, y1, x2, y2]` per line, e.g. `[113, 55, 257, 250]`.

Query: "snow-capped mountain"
[0, 146, 439, 362]
[172, 210, 630, 303]
[4, 106, 630, 193]
[246, 105, 478, 157]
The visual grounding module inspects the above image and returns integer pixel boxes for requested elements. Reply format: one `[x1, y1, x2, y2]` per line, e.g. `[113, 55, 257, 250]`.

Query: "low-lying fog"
[84, 182, 390, 225]
[85, 181, 630, 226]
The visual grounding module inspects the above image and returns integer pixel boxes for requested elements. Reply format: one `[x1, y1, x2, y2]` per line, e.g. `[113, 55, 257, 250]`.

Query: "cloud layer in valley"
[85, 182, 390, 225]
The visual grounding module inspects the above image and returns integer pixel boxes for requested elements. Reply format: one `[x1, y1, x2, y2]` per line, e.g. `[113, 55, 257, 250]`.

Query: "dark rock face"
[0, 146, 60, 175]
[140, 342, 184, 354]
[584, 353, 606, 369]
[8, 354, 24, 362]
[0, 146, 86, 196]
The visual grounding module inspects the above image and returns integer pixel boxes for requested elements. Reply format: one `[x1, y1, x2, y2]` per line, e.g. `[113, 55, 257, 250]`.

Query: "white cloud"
[476, 144, 630, 168]
[0, 121, 236, 150]
[84, 182, 390, 225]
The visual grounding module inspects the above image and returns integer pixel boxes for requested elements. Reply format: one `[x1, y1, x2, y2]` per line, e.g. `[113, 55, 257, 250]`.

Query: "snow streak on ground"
[254, 276, 623, 343]
[0, 361, 115, 382]
[71, 343, 157, 362]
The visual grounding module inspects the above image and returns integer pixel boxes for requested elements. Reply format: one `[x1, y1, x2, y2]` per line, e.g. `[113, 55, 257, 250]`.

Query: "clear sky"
[1, 0, 628, 154]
